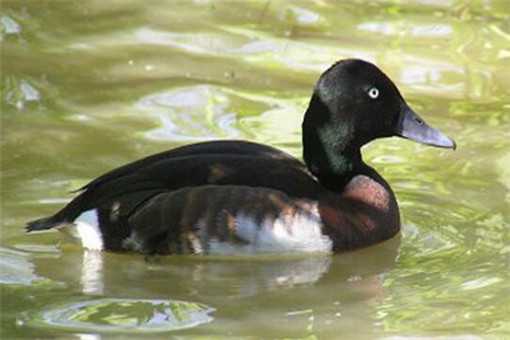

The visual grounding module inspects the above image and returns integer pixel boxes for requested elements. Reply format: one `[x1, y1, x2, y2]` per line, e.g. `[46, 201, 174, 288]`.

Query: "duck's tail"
[26, 215, 65, 232]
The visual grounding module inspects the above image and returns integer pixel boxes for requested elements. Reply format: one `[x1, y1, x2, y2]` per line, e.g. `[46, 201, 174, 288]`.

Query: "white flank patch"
[62, 210, 104, 251]
[212, 204, 332, 255]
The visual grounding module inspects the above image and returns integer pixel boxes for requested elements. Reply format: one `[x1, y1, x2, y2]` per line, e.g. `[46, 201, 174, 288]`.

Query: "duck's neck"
[302, 95, 400, 248]
[302, 94, 362, 189]
[302, 136, 401, 249]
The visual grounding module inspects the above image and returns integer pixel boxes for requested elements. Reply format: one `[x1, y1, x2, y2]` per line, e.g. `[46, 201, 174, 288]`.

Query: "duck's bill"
[396, 106, 456, 150]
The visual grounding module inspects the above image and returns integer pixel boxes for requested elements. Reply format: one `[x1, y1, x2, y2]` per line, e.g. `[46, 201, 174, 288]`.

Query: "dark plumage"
[27, 59, 455, 254]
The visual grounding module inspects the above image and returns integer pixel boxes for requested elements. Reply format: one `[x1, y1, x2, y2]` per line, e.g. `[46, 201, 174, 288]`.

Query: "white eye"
[368, 87, 379, 99]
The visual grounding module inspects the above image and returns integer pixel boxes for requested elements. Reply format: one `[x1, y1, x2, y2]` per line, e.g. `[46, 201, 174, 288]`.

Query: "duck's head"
[303, 59, 455, 176]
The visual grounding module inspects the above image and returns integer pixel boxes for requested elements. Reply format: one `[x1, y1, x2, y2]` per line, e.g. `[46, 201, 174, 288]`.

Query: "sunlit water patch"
[137, 85, 241, 141]
[0, 247, 45, 286]
[25, 298, 215, 333]
[136, 85, 307, 152]
[0, 15, 21, 35]
[133, 26, 375, 73]
[3, 77, 41, 111]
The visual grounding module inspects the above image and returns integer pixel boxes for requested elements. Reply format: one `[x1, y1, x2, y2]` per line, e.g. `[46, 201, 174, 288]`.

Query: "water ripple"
[26, 298, 215, 333]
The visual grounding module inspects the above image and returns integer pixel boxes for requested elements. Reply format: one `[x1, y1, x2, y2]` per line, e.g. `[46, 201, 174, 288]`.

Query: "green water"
[1, 0, 509, 338]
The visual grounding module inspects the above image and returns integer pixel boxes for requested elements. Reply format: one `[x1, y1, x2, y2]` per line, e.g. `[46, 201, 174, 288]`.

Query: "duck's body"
[27, 59, 454, 254]
[115, 156, 397, 255]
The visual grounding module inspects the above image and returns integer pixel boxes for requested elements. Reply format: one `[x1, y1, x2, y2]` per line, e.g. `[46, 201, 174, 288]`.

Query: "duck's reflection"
[77, 334, 100, 340]
[24, 236, 400, 337]
[80, 250, 104, 295]
[31, 235, 400, 300]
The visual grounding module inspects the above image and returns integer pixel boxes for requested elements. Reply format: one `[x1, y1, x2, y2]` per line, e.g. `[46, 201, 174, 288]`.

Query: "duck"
[26, 59, 456, 255]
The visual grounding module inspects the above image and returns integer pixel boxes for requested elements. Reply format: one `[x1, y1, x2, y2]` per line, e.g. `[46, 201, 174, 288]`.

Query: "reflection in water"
[34, 249, 335, 296]
[81, 250, 104, 295]
[30, 236, 400, 298]
[183, 254, 333, 298]
[77, 333, 100, 340]
[27, 237, 399, 337]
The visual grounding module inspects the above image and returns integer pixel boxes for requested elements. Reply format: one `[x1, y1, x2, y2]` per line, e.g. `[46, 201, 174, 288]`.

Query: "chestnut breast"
[318, 175, 400, 251]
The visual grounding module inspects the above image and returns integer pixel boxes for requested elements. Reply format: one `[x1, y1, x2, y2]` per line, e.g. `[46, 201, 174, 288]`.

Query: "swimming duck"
[27, 59, 455, 255]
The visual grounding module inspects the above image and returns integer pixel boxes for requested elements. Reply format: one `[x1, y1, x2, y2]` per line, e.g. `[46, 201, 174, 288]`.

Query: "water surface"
[2, 0, 509, 338]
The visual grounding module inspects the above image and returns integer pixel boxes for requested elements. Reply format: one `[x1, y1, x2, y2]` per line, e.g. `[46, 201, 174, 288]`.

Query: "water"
[1, 0, 509, 338]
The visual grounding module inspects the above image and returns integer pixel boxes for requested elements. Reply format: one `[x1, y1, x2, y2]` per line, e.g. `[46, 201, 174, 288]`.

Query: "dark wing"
[75, 140, 297, 192]
[27, 140, 320, 237]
